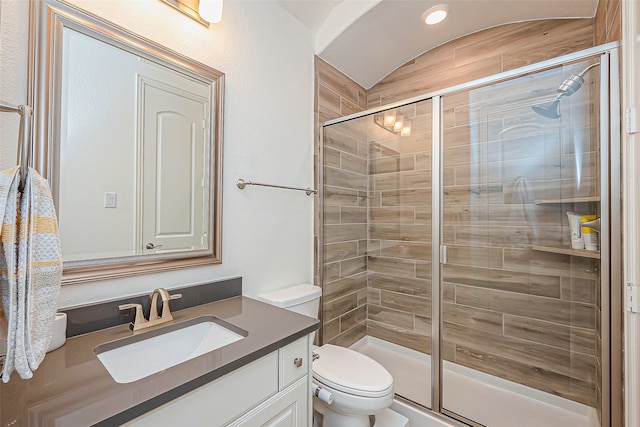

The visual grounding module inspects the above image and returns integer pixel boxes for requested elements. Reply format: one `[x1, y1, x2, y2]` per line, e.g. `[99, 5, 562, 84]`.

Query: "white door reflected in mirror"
[140, 80, 208, 254]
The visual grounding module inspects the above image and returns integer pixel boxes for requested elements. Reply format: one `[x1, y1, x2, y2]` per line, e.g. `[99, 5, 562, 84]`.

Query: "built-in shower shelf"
[535, 196, 600, 205]
[531, 245, 600, 259]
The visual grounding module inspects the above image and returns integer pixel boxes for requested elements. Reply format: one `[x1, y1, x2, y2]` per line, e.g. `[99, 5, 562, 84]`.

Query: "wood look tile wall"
[315, 10, 621, 412]
[367, 101, 433, 354]
[440, 76, 600, 406]
[595, 0, 621, 45]
[315, 57, 369, 347]
[367, 19, 594, 107]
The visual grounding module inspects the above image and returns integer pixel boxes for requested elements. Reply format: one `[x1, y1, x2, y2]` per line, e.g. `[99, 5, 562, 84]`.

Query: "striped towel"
[0, 167, 62, 382]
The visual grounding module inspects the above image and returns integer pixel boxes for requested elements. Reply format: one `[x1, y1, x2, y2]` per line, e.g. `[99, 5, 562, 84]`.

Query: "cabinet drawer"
[279, 336, 309, 390]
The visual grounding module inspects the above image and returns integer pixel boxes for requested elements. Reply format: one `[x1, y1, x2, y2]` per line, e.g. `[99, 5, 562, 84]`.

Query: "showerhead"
[531, 96, 561, 119]
[557, 73, 585, 97]
[531, 62, 600, 119]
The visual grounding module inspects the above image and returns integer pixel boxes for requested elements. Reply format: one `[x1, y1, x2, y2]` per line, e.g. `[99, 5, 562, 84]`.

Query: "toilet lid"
[312, 344, 393, 398]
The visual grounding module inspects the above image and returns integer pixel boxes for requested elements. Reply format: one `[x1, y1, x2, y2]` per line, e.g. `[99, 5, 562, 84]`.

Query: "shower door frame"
[319, 41, 621, 427]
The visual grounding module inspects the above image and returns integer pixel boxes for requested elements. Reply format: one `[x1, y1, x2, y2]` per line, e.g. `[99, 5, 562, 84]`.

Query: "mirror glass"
[30, 0, 224, 283]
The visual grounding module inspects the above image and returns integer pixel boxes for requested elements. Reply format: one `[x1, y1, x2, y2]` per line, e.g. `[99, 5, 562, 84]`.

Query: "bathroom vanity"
[0, 296, 318, 426]
[125, 335, 310, 426]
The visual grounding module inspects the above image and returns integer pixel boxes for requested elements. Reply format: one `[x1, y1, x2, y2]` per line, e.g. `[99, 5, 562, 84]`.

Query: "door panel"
[440, 58, 602, 427]
[139, 79, 207, 252]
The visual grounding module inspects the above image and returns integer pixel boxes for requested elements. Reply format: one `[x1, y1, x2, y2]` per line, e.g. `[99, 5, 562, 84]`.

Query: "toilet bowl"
[258, 284, 396, 427]
[312, 344, 394, 427]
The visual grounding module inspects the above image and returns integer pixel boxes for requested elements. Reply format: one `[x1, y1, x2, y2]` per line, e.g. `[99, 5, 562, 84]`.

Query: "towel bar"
[236, 178, 317, 196]
[0, 100, 32, 192]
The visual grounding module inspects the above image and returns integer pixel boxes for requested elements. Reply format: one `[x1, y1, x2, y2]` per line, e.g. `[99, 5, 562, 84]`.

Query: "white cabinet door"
[123, 336, 313, 427]
[123, 353, 278, 427]
[228, 377, 308, 427]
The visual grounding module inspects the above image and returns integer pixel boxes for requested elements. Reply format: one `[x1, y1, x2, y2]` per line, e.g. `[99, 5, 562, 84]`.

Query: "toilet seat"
[312, 344, 393, 398]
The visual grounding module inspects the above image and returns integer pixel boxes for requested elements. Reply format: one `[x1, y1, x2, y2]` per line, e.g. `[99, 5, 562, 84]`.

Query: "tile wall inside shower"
[322, 80, 600, 408]
[318, 15, 616, 413]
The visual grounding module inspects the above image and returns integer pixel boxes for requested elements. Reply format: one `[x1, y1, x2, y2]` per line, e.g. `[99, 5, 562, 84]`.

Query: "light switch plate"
[104, 192, 117, 208]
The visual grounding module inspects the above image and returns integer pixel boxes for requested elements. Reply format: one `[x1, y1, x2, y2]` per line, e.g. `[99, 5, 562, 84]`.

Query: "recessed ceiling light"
[422, 4, 449, 25]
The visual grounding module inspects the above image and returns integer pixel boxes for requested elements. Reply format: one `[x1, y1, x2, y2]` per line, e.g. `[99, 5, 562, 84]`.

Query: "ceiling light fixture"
[422, 4, 449, 25]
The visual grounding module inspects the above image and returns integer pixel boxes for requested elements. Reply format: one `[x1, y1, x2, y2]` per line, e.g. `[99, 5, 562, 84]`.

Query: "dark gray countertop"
[0, 296, 319, 426]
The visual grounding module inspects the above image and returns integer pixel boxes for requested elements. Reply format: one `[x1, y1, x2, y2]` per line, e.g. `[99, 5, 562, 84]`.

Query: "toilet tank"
[258, 284, 322, 319]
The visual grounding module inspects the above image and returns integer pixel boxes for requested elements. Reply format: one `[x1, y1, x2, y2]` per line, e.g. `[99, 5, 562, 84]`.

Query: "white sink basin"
[95, 316, 247, 383]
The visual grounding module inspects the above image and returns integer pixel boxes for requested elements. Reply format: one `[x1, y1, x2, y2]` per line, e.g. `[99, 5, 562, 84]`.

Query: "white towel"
[0, 167, 62, 382]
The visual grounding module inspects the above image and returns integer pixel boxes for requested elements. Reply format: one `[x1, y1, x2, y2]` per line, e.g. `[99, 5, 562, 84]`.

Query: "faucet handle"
[119, 303, 147, 330]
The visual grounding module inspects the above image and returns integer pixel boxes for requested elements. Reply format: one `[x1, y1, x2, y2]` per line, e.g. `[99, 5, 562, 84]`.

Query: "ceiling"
[275, 0, 599, 89]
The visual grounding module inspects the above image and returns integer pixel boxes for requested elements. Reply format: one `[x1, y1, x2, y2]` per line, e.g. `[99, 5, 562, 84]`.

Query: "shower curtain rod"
[0, 100, 32, 192]
[236, 178, 318, 196]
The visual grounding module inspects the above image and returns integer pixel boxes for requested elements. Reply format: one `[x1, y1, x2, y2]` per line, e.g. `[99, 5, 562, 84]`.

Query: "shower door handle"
[440, 245, 448, 264]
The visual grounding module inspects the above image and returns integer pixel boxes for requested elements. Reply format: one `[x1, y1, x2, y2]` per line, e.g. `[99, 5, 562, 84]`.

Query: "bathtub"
[351, 336, 599, 427]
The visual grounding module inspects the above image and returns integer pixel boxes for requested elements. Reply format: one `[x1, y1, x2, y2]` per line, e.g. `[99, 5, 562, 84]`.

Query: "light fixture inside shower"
[375, 111, 412, 136]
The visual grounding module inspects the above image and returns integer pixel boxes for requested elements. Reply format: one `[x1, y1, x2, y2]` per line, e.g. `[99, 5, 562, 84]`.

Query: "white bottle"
[566, 212, 584, 249]
[580, 215, 598, 251]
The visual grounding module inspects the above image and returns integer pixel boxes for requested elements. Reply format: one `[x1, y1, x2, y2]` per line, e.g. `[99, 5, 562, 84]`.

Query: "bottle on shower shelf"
[566, 212, 583, 250]
[580, 215, 599, 251]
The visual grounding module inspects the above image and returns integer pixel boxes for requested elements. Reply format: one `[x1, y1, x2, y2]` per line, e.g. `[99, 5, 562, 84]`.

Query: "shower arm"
[577, 62, 600, 78]
[556, 62, 600, 99]
[532, 61, 601, 119]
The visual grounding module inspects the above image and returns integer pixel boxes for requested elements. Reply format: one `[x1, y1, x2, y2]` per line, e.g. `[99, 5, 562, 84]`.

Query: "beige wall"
[1, 0, 316, 306]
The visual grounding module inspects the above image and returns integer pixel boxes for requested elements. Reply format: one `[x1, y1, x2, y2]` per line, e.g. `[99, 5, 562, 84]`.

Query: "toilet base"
[315, 406, 371, 427]
[313, 407, 409, 427]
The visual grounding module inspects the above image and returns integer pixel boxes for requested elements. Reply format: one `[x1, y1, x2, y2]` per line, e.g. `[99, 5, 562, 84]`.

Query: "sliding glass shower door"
[440, 56, 607, 427]
[321, 100, 434, 409]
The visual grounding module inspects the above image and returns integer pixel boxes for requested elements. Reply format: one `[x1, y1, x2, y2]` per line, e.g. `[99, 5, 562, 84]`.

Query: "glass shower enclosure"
[320, 43, 620, 427]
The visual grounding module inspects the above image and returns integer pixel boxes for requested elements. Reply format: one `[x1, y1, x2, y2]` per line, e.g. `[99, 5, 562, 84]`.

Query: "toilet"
[258, 284, 402, 427]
